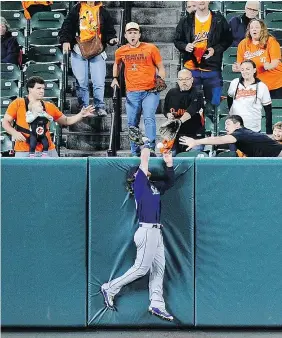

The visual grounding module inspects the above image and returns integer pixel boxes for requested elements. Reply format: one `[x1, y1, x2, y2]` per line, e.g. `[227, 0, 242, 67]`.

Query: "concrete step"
[106, 43, 180, 62]
[65, 131, 163, 151]
[132, 7, 181, 25]
[133, 1, 182, 8]
[67, 113, 168, 133]
[140, 25, 176, 43]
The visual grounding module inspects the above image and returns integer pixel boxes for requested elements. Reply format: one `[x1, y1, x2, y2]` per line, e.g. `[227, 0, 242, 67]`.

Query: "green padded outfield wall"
[195, 158, 282, 326]
[88, 158, 195, 327]
[1, 159, 88, 327]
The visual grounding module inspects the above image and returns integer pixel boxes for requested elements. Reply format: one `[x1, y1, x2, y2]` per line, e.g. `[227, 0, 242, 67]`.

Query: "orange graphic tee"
[185, 13, 212, 70]
[237, 36, 282, 91]
[79, 2, 102, 42]
[6, 98, 63, 152]
[115, 42, 162, 92]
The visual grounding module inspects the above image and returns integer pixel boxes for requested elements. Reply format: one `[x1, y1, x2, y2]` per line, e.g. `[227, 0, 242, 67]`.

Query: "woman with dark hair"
[0, 16, 20, 65]
[233, 19, 282, 99]
[228, 60, 272, 134]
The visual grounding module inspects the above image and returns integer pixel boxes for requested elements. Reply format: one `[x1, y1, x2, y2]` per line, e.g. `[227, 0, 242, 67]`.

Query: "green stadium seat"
[27, 46, 63, 65]
[1, 12, 27, 33]
[30, 12, 65, 31]
[222, 81, 230, 98]
[1, 80, 19, 100]
[218, 116, 228, 135]
[224, 1, 245, 14]
[265, 13, 282, 31]
[1, 1, 23, 12]
[226, 12, 244, 22]
[222, 65, 239, 82]
[28, 29, 60, 47]
[1, 63, 21, 82]
[263, 1, 282, 16]
[51, 1, 69, 15]
[205, 116, 214, 136]
[272, 99, 282, 124]
[0, 99, 12, 116]
[24, 63, 63, 86]
[269, 30, 282, 44]
[10, 30, 25, 49]
[223, 47, 238, 66]
[217, 99, 229, 117]
[209, 2, 222, 12]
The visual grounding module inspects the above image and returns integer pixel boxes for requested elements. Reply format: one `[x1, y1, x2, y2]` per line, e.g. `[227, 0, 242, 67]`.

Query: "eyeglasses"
[246, 7, 259, 12]
[178, 77, 193, 81]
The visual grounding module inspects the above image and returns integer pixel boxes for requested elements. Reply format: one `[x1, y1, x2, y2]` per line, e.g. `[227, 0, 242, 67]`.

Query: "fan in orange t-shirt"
[111, 22, 166, 157]
[233, 19, 282, 99]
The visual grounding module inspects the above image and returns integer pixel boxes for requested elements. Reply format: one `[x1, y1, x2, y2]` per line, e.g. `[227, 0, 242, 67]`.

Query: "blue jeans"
[126, 91, 160, 156]
[189, 69, 223, 106]
[71, 51, 106, 109]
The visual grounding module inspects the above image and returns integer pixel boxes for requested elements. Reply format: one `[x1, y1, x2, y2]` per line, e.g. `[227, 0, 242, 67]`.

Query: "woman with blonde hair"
[232, 18, 282, 99]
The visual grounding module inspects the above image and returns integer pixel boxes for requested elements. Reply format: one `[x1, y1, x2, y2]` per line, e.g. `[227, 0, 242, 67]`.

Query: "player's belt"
[139, 223, 162, 229]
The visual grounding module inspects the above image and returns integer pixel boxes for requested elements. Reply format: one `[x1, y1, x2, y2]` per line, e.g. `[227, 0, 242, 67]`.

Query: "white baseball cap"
[125, 22, 140, 32]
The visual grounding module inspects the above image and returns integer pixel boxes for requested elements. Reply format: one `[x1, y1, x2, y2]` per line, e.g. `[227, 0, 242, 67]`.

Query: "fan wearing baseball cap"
[112, 22, 166, 157]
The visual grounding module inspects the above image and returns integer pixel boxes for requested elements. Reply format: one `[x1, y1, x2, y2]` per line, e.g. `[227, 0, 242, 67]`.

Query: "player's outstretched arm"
[179, 135, 237, 151]
[139, 147, 150, 176]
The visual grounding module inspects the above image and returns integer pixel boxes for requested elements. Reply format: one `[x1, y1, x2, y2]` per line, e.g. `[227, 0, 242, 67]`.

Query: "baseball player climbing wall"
[88, 157, 195, 326]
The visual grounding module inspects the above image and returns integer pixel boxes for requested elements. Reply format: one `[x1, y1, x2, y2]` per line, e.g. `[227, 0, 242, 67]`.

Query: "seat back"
[1, 63, 21, 82]
[30, 12, 65, 31]
[1, 1, 23, 12]
[222, 65, 239, 82]
[265, 12, 282, 30]
[1, 12, 27, 32]
[223, 47, 238, 66]
[28, 29, 60, 47]
[24, 63, 62, 85]
[1, 80, 19, 99]
[27, 46, 63, 65]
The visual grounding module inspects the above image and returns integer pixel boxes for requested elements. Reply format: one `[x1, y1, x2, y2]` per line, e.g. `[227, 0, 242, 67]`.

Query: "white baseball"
[157, 142, 164, 149]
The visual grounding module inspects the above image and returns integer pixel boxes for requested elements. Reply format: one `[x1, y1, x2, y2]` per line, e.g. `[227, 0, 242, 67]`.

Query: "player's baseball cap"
[125, 22, 140, 32]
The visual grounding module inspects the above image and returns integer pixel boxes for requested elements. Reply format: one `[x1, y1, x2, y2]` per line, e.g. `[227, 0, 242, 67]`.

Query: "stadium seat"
[263, 1, 282, 16]
[209, 2, 222, 12]
[217, 99, 229, 118]
[24, 63, 63, 86]
[224, 1, 245, 14]
[27, 46, 63, 65]
[218, 116, 228, 135]
[1, 12, 27, 33]
[30, 12, 65, 31]
[1, 63, 21, 83]
[226, 12, 243, 22]
[265, 13, 282, 31]
[0, 98, 12, 116]
[222, 65, 239, 82]
[1, 80, 20, 100]
[205, 116, 214, 136]
[269, 30, 282, 44]
[1, 1, 23, 12]
[271, 99, 282, 124]
[10, 30, 25, 49]
[51, 1, 69, 15]
[223, 47, 237, 66]
[222, 81, 230, 98]
[28, 29, 60, 47]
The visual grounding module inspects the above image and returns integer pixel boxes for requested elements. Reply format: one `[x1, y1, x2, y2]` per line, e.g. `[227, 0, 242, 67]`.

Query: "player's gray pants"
[103, 226, 166, 309]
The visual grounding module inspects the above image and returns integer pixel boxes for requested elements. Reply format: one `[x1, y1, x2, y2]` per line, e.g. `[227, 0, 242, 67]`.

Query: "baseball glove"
[128, 126, 144, 145]
[147, 75, 167, 93]
[159, 119, 182, 142]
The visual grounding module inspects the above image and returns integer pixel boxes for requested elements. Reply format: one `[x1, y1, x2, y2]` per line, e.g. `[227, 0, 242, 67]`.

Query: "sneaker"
[149, 306, 174, 321]
[128, 126, 144, 145]
[96, 108, 107, 117]
[101, 285, 114, 309]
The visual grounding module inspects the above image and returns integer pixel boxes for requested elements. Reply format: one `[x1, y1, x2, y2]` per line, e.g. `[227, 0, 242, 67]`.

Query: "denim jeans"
[126, 91, 160, 156]
[71, 51, 106, 109]
[189, 69, 223, 106]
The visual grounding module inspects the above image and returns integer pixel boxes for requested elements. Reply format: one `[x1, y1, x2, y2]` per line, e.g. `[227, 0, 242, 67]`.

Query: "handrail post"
[177, 1, 187, 73]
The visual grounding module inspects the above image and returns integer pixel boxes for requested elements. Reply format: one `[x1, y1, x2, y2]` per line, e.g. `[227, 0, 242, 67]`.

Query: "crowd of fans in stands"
[1, 1, 282, 157]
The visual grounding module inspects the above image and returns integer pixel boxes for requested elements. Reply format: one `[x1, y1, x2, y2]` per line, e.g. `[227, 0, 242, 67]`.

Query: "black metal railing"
[177, 1, 187, 73]
[107, 5, 128, 157]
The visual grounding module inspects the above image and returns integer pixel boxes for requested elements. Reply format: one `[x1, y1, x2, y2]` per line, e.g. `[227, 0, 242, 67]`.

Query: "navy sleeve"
[153, 166, 175, 195]
[134, 168, 148, 201]
[2, 38, 20, 65]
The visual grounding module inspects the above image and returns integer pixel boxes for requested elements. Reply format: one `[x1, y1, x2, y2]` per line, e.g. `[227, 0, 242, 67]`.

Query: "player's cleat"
[101, 285, 114, 309]
[149, 306, 174, 321]
[128, 126, 144, 145]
